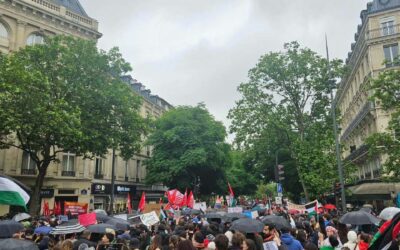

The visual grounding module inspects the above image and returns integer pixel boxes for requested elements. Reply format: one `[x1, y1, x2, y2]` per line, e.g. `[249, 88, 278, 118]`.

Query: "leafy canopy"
[145, 104, 230, 194]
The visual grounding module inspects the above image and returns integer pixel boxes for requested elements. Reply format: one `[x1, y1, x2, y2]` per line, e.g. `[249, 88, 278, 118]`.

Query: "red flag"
[228, 182, 235, 197]
[43, 200, 50, 216]
[138, 192, 146, 212]
[127, 193, 132, 214]
[181, 189, 188, 207]
[56, 201, 61, 215]
[187, 191, 194, 209]
[159, 197, 163, 205]
[78, 212, 97, 226]
[53, 201, 58, 215]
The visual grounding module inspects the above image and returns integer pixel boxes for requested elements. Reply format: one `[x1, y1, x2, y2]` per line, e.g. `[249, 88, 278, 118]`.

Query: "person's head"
[296, 229, 307, 244]
[323, 214, 331, 221]
[347, 231, 357, 243]
[242, 239, 256, 250]
[177, 240, 196, 250]
[130, 237, 141, 250]
[231, 232, 245, 248]
[81, 230, 91, 240]
[61, 240, 73, 250]
[304, 242, 318, 250]
[169, 235, 181, 250]
[358, 232, 370, 243]
[263, 223, 276, 237]
[192, 231, 205, 249]
[150, 234, 163, 250]
[328, 235, 339, 248]
[102, 233, 114, 244]
[281, 227, 290, 235]
[325, 226, 337, 237]
[214, 234, 229, 250]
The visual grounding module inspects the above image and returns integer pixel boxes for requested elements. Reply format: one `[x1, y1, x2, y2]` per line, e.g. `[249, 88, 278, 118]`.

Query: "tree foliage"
[366, 66, 400, 180]
[145, 104, 231, 195]
[229, 41, 348, 200]
[0, 36, 147, 214]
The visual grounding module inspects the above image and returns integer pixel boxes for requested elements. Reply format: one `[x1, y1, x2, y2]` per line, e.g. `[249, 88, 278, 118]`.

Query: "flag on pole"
[305, 200, 318, 218]
[138, 192, 146, 213]
[228, 182, 235, 197]
[0, 176, 30, 208]
[127, 193, 132, 214]
[228, 182, 236, 207]
[43, 200, 50, 216]
[181, 189, 188, 207]
[187, 191, 194, 209]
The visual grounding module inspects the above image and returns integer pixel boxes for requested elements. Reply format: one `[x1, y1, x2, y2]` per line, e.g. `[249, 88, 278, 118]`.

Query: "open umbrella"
[12, 213, 31, 222]
[205, 213, 222, 219]
[224, 213, 247, 222]
[94, 209, 107, 215]
[339, 211, 380, 225]
[50, 224, 85, 235]
[34, 226, 53, 235]
[96, 213, 110, 222]
[0, 220, 24, 238]
[324, 204, 336, 210]
[0, 238, 38, 250]
[87, 224, 117, 234]
[262, 215, 291, 230]
[106, 218, 130, 231]
[379, 207, 400, 221]
[230, 218, 264, 233]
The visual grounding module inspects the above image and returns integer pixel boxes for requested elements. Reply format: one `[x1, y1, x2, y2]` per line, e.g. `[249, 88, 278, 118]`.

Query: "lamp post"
[326, 36, 346, 212]
[109, 148, 116, 215]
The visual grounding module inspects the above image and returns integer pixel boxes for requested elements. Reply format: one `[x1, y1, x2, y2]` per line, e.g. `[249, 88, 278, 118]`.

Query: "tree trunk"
[29, 163, 49, 216]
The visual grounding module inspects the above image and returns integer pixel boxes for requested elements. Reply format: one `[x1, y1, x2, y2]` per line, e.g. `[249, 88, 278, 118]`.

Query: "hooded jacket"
[343, 231, 358, 250]
[280, 233, 302, 250]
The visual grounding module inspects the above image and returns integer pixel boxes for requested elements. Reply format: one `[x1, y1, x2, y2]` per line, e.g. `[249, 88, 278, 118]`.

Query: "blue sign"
[277, 183, 283, 193]
[397, 193, 400, 208]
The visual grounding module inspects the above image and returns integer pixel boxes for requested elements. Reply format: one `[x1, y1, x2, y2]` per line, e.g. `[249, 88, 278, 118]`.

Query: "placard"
[193, 202, 207, 211]
[64, 202, 88, 216]
[78, 212, 96, 226]
[251, 210, 259, 219]
[228, 207, 243, 213]
[140, 211, 160, 227]
[144, 204, 162, 215]
[275, 197, 282, 205]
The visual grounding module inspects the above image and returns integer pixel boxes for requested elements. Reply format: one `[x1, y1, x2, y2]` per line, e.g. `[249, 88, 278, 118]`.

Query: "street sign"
[277, 192, 283, 197]
[275, 196, 282, 205]
[277, 183, 283, 193]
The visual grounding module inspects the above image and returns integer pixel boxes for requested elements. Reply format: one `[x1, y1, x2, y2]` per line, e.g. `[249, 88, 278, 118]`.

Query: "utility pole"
[326, 35, 346, 213]
[110, 148, 116, 215]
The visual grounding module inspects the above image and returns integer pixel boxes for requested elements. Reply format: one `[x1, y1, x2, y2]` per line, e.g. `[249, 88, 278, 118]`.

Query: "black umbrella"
[106, 218, 130, 231]
[96, 213, 110, 222]
[262, 215, 291, 230]
[339, 211, 381, 225]
[230, 218, 264, 233]
[224, 213, 247, 222]
[0, 238, 38, 250]
[205, 213, 222, 219]
[87, 224, 117, 234]
[0, 220, 24, 238]
[60, 219, 79, 226]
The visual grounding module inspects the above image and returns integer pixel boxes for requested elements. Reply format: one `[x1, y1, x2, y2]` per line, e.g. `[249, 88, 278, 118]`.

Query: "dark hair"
[231, 232, 245, 247]
[177, 240, 196, 250]
[328, 235, 339, 247]
[193, 232, 204, 244]
[244, 239, 256, 250]
[105, 233, 115, 242]
[214, 234, 229, 250]
[359, 232, 370, 243]
[264, 223, 275, 231]
[296, 229, 307, 245]
[304, 242, 318, 250]
[169, 235, 181, 250]
[149, 234, 162, 250]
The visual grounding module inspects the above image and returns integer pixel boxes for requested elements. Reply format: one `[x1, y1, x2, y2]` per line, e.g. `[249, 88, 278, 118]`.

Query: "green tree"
[0, 36, 147, 215]
[145, 104, 231, 195]
[229, 41, 347, 200]
[366, 65, 400, 180]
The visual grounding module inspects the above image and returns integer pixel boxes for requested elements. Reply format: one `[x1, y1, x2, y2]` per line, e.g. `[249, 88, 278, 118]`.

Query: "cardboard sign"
[78, 212, 96, 226]
[251, 210, 259, 219]
[193, 202, 207, 211]
[275, 197, 282, 205]
[143, 203, 162, 215]
[140, 211, 160, 227]
[228, 207, 243, 213]
[64, 202, 88, 216]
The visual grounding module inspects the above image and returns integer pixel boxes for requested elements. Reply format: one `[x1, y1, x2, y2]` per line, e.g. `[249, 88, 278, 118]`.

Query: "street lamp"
[326, 36, 346, 212]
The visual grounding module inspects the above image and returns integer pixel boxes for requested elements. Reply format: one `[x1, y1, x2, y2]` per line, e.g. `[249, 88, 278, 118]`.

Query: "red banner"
[64, 202, 88, 216]
[78, 212, 97, 226]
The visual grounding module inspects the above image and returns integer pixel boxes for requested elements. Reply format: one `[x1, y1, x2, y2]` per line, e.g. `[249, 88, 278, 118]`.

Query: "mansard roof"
[50, 0, 88, 17]
[366, 0, 400, 14]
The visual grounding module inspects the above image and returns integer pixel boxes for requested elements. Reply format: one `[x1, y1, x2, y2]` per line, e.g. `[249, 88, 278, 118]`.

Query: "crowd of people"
[1, 205, 400, 250]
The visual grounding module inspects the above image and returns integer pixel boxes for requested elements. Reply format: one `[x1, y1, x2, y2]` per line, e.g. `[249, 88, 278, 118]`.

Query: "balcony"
[94, 173, 103, 179]
[61, 171, 75, 177]
[367, 24, 400, 40]
[341, 102, 373, 141]
[344, 144, 369, 163]
[21, 169, 36, 175]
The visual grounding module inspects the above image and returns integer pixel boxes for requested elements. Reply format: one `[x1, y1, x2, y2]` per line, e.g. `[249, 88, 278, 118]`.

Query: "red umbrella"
[289, 209, 300, 215]
[324, 204, 336, 210]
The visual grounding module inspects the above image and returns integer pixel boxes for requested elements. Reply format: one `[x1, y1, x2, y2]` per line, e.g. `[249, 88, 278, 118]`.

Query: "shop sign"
[91, 183, 111, 194]
[114, 184, 136, 195]
[92, 183, 136, 195]
[40, 189, 54, 198]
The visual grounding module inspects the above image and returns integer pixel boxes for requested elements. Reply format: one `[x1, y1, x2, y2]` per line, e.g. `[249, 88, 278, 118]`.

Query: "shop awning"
[347, 182, 400, 201]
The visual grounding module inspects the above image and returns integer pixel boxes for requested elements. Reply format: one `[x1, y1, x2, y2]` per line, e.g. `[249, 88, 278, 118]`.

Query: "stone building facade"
[0, 0, 171, 215]
[336, 0, 400, 206]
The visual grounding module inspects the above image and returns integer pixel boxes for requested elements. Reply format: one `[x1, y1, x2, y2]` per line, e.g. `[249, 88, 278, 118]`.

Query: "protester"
[280, 227, 303, 250]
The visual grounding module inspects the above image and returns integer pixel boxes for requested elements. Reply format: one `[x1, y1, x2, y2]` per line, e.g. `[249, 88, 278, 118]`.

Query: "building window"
[26, 33, 44, 46]
[62, 152, 75, 176]
[124, 161, 129, 181]
[94, 158, 103, 179]
[381, 20, 395, 36]
[136, 160, 141, 182]
[0, 22, 8, 38]
[383, 44, 399, 67]
[21, 151, 36, 175]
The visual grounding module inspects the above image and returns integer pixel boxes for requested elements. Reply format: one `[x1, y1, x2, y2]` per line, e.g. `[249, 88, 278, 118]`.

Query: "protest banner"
[64, 202, 88, 216]
[140, 211, 160, 227]
[193, 202, 207, 211]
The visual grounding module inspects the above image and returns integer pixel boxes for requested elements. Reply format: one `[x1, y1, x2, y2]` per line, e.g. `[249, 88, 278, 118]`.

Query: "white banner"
[140, 211, 160, 227]
[228, 207, 243, 213]
[193, 202, 207, 211]
[275, 197, 282, 205]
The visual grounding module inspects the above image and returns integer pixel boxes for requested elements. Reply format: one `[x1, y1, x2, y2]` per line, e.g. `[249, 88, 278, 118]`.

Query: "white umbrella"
[12, 213, 31, 222]
[379, 207, 400, 221]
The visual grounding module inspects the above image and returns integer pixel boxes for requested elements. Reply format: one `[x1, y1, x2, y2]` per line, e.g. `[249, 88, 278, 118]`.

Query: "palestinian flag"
[369, 211, 400, 250]
[0, 176, 30, 208]
[305, 200, 318, 218]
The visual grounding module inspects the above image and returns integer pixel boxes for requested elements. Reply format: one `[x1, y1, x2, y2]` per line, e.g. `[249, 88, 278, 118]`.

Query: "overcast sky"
[80, 0, 369, 140]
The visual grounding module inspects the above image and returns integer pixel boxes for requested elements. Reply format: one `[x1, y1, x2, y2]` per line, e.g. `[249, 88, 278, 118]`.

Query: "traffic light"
[334, 182, 341, 196]
[275, 164, 285, 182]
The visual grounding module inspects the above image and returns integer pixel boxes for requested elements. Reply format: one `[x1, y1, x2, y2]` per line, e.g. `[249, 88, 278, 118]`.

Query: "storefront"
[91, 183, 136, 213]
